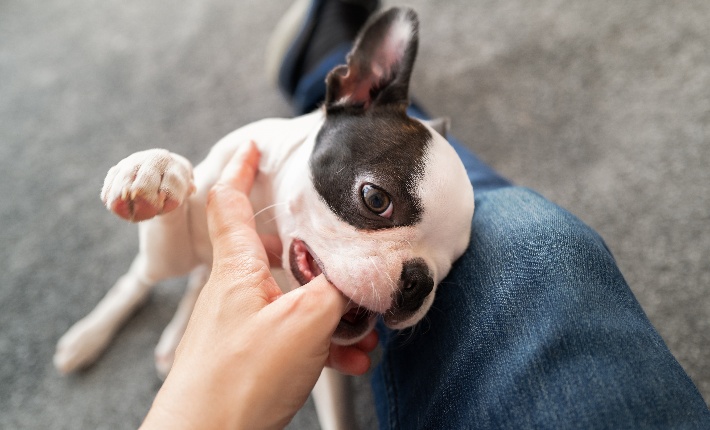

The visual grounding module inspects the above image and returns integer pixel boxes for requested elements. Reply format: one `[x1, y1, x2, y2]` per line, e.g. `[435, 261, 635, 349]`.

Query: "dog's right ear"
[325, 8, 418, 112]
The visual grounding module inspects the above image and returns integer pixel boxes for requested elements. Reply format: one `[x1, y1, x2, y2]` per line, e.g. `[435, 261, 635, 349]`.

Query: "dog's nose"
[396, 259, 434, 313]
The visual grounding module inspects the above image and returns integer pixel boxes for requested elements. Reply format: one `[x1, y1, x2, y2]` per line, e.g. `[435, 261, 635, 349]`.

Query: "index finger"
[215, 140, 261, 194]
[205, 141, 281, 304]
[207, 141, 261, 231]
[206, 140, 267, 263]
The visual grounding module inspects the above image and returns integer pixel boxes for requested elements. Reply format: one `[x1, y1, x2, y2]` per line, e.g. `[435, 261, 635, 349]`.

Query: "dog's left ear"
[423, 117, 450, 137]
[325, 8, 418, 111]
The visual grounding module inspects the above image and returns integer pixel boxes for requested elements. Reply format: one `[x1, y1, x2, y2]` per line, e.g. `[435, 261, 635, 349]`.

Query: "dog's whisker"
[345, 296, 355, 310]
[369, 280, 377, 307]
[266, 249, 282, 262]
[367, 256, 389, 309]
[384, 269, 396, 295]
[249, 202, 289, 223]
[263, 214, 282, 225]
[346, 282, 362, 310]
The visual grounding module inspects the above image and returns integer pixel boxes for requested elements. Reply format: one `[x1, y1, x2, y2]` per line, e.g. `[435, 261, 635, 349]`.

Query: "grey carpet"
[1, 0, 708, 428]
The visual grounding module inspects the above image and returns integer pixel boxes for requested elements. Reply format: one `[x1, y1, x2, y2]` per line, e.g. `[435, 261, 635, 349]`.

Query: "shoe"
[265, 0, 379, 98]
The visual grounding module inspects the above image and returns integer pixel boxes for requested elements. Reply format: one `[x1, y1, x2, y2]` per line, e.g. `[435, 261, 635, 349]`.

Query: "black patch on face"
[310, 107, 430, 230]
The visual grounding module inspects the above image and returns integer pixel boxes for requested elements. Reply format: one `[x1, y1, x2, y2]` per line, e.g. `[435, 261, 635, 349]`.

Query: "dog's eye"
[361, 184, 393, 218]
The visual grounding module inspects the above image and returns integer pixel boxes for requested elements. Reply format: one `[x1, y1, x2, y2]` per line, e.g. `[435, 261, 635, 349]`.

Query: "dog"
[54, 7, 474, 429]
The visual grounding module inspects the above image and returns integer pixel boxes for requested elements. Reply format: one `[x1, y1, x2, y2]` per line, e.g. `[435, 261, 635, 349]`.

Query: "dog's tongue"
[293, 240, 322, 282]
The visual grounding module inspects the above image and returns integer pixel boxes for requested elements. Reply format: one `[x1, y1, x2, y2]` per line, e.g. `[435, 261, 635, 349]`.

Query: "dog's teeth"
[121, 187, 129, 200]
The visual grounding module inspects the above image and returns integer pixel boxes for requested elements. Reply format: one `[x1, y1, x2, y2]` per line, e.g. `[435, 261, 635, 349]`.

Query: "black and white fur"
[54, 8, 474, 430]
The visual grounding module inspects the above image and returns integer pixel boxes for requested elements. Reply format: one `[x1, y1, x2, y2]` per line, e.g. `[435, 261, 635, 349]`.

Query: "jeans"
[294, 50, 710, 429]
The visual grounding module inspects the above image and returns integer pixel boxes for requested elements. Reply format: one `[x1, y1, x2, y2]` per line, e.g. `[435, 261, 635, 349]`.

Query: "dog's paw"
[153, 344, 175, 380]
[54, 319, 112, 374]
[153, 326, 182, 380]
[101, 149, 195, 222]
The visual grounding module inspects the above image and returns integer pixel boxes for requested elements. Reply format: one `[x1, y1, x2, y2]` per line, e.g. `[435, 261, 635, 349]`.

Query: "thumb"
[265, 275, 349, 338]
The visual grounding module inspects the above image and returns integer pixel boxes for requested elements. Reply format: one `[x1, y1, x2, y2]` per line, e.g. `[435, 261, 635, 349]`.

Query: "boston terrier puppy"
[55, 8, 474, 430]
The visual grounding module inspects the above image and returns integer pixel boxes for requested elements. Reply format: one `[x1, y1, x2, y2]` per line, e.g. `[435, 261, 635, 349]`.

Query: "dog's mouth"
[289, 239, 323, 283]
[289, 239, 376, 342]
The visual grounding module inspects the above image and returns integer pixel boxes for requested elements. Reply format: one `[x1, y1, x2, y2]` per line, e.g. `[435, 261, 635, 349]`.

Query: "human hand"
[141, 141, 378, 430]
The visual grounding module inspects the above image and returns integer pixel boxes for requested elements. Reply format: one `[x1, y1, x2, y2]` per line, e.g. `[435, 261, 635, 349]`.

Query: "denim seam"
[384, 349, 400, 430]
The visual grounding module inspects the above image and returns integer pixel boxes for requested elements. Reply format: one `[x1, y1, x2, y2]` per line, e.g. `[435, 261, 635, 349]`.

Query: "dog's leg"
[55, 149, 198, 374]
[312, 367, 358, 430]
[54, 252, 158, 374]
[54, 209, 197, 374]
[154, 264, 210, 378]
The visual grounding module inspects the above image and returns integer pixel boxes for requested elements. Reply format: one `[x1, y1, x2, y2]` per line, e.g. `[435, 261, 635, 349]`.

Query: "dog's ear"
[422, 117, 450, 137]
[325, 8, 418, 112]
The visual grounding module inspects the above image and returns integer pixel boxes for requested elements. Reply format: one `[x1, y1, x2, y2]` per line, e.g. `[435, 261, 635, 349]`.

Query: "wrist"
[142, 363, 254, 430]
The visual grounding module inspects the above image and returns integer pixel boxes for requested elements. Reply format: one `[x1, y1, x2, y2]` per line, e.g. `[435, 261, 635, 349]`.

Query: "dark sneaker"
[265, 0, 379, 98]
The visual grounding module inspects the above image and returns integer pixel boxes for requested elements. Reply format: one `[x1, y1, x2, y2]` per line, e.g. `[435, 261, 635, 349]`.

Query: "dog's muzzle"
[289, 239, 376, 342]
[288, 239, 434, 343]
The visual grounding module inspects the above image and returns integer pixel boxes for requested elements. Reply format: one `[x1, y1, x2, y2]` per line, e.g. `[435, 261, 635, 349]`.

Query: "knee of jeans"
[473, 187, 617, 280]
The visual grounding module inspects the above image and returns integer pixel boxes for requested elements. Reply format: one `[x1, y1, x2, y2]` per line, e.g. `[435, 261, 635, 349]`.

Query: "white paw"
[153, 323, 183, 379]
[54, 319, 113, 374]
[153, 345, 175, 380]
[101, 149, 195, 222]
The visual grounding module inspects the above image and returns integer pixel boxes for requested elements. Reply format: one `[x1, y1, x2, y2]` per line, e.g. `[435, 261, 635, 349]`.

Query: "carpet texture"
[1, 0, 708, 428]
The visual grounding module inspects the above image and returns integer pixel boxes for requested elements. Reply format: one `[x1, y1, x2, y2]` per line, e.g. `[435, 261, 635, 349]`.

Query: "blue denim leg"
[372, 186, 710, 429]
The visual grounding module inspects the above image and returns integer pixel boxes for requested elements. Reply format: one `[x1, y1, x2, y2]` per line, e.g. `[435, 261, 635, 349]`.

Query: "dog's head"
[282, 8, 474, 344]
